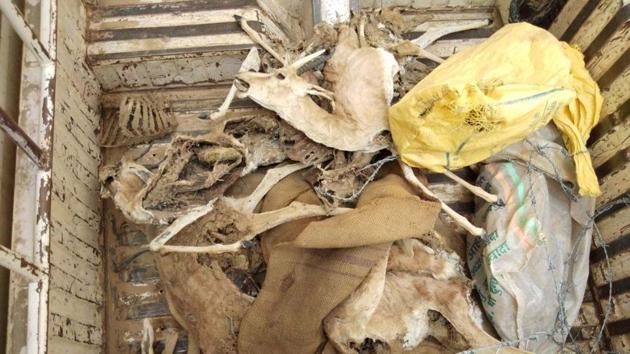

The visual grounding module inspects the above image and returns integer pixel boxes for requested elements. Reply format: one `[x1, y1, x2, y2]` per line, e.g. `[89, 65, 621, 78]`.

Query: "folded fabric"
[238, 174, 441, 353]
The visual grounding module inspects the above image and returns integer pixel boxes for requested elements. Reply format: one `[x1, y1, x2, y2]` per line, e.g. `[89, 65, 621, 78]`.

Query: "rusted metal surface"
[0, 245, 43, 283]
[0, 107, 46, 169]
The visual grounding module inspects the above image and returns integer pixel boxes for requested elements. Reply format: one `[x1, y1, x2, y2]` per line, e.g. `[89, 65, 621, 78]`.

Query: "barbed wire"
[462, 137, 628, 353]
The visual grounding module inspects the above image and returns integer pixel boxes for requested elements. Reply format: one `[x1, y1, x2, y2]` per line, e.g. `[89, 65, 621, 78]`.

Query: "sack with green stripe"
[467, 150, 595, 352]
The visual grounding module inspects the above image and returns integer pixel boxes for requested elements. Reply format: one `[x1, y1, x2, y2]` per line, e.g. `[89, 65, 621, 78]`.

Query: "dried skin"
[236, 40, 399, 152]
[142, 133, 245, 211]
[325, 239, 507, 353]
[153, 165, 349, 353]
[156, 225, 254, 354]
[307, 151, 382, 206]
[279, 122, 333, 165]
[225, 115, 288, 173]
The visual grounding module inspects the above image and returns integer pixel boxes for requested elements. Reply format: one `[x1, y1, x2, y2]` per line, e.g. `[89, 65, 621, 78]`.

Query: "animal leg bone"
[443, 169, 499, 204]
[236, 15, 285, 64]
[225, 163, 308, 213]
[149, 163, 306, 252]
[210, 47, 261, 120]
[149, 199, 217, 252]
[401, 163, 484, 236]
[412, 19, 490, 49]
[149, 163, 351, 255]
[141, 319, 155, 354]
[158, 202, 350, 254]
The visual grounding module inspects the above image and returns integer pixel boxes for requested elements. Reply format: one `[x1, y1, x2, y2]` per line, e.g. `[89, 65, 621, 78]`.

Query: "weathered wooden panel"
[572, 0, 622, 51]
[592, 252, 630, 287]
[93, 52, 246, 91]
[50, 0, 105, 353]
[603, 292, 630, 323]
[360, 0, 495, 8]
[610, 333, 630, 352]
[595, 147, 630, 207]
[587, 23, 629, 81]
[595, 206, 630, 246]
[89, 7, 260, 31]
[549, 0, 591, 39]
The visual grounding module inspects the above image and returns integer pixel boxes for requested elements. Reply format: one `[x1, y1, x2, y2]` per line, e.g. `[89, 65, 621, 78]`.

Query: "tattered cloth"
[238, 174, 441, 353]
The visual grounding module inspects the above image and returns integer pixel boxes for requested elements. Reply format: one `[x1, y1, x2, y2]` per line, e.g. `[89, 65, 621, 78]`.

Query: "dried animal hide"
[149, 164, 350, 255]
[100, 161, 167, 224]
[278, 122, 333, 166]
[100, 132, 245, 224]
[156, 227, 254, 354]
[153, 165, 349, 354]
[99, 95, 176, 147]
[307, 150, 383, 206]
[324, 239, 519, 353]
[141, 133, 245, 211]
[224, 115, 288, 174]
[235, 34, 399, 152]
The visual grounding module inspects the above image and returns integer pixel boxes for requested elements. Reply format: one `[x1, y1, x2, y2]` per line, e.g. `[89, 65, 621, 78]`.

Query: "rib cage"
[99, 95, 176, 147]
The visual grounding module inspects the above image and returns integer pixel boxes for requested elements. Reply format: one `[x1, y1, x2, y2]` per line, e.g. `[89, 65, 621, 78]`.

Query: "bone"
[401, 163, 484, 236]
[210, 47, 261, 120]
[225, 163, 308, 213]
[288, 49, 327, 70]
[158, 202, 350, 255]
[149, 163, 351, 255]
[236, 15, 285, 64]
[99, 94, 176, 147]
[412, 19, 490, 49]
[141, 319, 155, 354]
[149, 199, 218, 252]
[443, 169, 499, 204]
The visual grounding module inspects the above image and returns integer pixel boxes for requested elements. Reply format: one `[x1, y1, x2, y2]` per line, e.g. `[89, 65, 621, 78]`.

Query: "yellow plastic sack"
[389, 22, 602, 196]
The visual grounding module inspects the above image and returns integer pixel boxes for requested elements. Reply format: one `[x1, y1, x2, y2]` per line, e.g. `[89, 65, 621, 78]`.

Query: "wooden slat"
[572, 0, 623, 51]
[595, 206, 630, 246]
[89, 7, 260, 31]
[549, 0, 591, 39]
[592, 251, 630, 287]
[587, 22, 630, 81]
[589, 103, 630, 168]
[596, 148, 630, 207]
[92, 52, 248, 92]
[600, 61, 630, 117]
[87, 33, 254, 57]
[610, 333, 630, 352]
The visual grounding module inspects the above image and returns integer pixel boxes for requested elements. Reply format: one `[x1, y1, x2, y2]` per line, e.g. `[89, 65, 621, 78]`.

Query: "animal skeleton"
[99, 94, 176, 147]
[149, 163, 350, 254]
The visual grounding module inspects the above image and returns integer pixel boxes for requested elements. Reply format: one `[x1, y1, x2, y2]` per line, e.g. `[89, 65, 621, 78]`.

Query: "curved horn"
[288, 49, 326, 71]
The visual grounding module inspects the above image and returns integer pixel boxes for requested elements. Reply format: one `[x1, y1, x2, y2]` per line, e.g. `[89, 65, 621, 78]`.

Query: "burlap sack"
[155, 171, 266, 354]
[238, 174, 441, 354]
